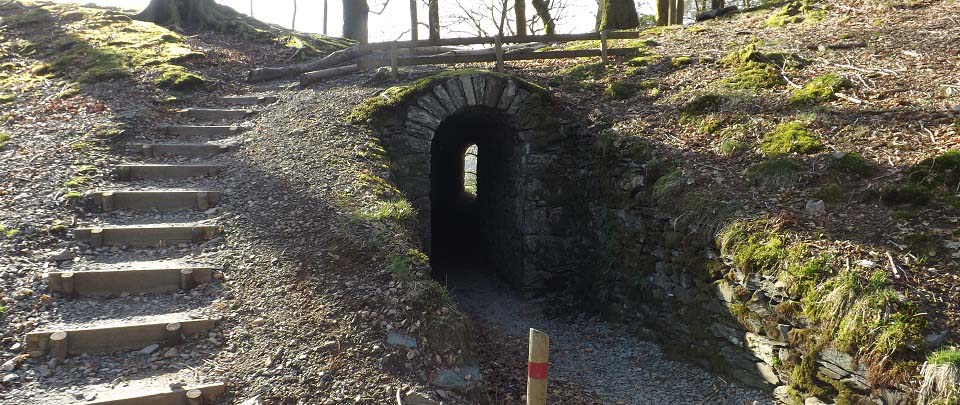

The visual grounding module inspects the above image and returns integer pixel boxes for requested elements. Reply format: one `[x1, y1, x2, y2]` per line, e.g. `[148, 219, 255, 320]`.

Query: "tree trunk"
[596, 0, 639, 30]
[323, 0, 328, 35]
[409, 0, 418, 41]
[515, 0, 526, 37]
[530, 0, 555, 35]
[247, 47, 360, 82]
[136, 0, 242, 32]
[656, 0, 669, 25]
[342, 0, 369, 44]
[674, 0, 684, 24]
[292, 0, 297, 29]
[428, 0, 440, 41]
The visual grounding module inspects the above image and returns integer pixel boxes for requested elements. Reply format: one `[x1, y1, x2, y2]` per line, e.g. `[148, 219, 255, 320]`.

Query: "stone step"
[88, 382, 226, 405]
[221, 95, 278, 105]
[25, 319, 216, 358]
[180, 108, 255, 121]
[74, 224, 220, 247]
[159, 125, 239, 137]
[116, 164, 224, 180]
[90, 190, 222, 212]
[47, 267, 214, 296]
[139, 143, 235, 158]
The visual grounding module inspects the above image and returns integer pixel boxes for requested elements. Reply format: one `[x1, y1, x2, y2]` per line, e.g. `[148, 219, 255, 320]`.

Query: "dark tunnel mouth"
[429, 107, 523, 280]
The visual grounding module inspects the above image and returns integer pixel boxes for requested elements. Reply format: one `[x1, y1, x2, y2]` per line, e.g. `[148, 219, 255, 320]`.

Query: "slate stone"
[483, 77, 505, 108]
[506, 89, 530, 115]
[497, 80, 518, 111]
[407, 106, 440, 129]
[431, 366, 481, 391]
[471, 75, 486, 105]
[416, 94, 446, 119]
[459, 75, 477, 105]
[431, 85, 457, 115]
[444, 79, 466, 110]
[386, 331, 418, 349]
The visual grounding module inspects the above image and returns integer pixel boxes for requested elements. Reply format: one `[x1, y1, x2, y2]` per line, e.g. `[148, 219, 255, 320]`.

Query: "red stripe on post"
[528, 361, 548, 379]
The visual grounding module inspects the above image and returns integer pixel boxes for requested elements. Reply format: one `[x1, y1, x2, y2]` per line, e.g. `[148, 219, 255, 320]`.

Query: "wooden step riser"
[160, 126, 238, 137]
[182, 109, 253, 121]
[116, 165, 224, 180]
[141, 144, 234, 158]
[74, 225, 220, 247]
[221, 95, 277, 105]
[48, 268, 214, 296]
[92, 191, 222, 212]
[89, 383, 225, 405]
[26, 319, 215, 357]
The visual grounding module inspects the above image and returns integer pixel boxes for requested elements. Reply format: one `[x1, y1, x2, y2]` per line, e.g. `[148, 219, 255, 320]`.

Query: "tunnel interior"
[430, 107, 523, 283]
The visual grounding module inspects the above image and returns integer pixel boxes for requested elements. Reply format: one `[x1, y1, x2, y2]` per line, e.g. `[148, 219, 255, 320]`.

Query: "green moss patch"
[766, 0, 826, 27]
[64, 175, 91, 189]
[881, 184, 931, 206]
[747, 158, 803, 188]
[720, 137, 748, 156]
[671, 56, 693, 67]
[790, 74, 850, 105]
[604, 80, 638, 100]
[760, 121, 823, 157]
[0, 93, 15, 104]
[829, 151, 870, 176]
[681, 93, 724, 114]
[909, 150, 960, 189]
[154, 66, 204, 90]
[0, 133, 10, 149]
[725, 62, 783, 90]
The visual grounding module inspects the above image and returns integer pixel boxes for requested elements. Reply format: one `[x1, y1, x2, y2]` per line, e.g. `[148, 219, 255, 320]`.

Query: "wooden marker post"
[526, 328, 549, 405]
[390, 42, 400, 81]
[495, 36, 505, 73]
[600, 30, 609, 64]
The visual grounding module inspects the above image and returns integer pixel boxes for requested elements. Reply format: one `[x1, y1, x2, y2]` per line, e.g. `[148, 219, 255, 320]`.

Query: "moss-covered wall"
[582, 129, 923, 404]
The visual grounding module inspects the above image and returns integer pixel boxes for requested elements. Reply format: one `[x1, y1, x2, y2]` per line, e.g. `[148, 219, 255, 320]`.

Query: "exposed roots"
[918, 362, 960, 404]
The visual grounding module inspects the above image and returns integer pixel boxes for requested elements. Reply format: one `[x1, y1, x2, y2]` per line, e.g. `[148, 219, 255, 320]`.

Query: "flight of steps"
[22, 93, 281, 403]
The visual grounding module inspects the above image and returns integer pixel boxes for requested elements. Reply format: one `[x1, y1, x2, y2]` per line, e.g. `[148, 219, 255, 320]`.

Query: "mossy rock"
[0, 133, 10, 149]
[604, 80, 639, 100]
[720, 137, 748, 156]
[681, 93, 724, 114]
[908, 150, 960, 189]
[747, 158, 803, 188]
[790, 74, 850, 105]
[671, 56, 693, 67]
[724, 62, 783, 90]
[828, 151, 870, 176]
[721, 43, 805, 69]
[0, 94, 14, 104]
[760, 121, 823, 157]
[766, 0, 826, 27]
[881, 184, 931, 206]
[154, 66, 204, 90]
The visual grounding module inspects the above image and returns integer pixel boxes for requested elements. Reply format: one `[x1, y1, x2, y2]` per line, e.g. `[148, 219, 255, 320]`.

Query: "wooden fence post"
[390, 42, 399, 80]
[526, 328, 549, 405]
[409, 0, 418, 41]
[495, 36, 504, 73]
[600, 30, 609, 64]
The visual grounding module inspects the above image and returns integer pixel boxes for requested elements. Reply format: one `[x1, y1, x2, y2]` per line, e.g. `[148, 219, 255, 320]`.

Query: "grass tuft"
[747, 158, 803, 188]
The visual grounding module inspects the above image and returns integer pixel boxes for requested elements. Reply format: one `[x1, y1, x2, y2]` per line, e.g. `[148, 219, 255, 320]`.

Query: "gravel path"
[450, 271, 775, 404]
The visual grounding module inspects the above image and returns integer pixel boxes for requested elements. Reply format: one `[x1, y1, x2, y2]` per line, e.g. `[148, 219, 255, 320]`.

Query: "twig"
[395, 387, 403, 405]
[834, 92, 864, 104]
[886, 251, 905, 279]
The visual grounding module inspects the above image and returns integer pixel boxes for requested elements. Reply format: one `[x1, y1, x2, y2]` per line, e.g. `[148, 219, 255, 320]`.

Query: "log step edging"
[74, 225, 220, 247]
[48, 267, 215, 296]
[220, 95, 278, 105]
[139, 143, 236, 158]
[159, 125, 239, 137]
[91, 190, 222, 212]
[25, 319, 216, 358]
[180, 108, 255, 121]
[116, 164, 225, 180]
[87, 382, 226, 405]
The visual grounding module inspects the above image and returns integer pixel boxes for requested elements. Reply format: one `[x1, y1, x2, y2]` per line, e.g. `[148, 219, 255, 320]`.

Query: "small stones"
[386, 332, 417, 349]
[804, 199, 826, 216]
[138, 344, 160, 355]
[2, 373, 19, 384]
[46, 249, 76, 262]
[250, 317, 266, 327]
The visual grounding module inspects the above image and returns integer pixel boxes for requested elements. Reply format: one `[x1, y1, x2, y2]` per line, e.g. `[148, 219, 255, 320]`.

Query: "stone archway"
[379, 72, 586, 291]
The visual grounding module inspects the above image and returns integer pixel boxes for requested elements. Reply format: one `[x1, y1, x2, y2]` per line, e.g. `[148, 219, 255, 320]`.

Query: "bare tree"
[292, 0, 297, 29]
[343, 0, 370, 43]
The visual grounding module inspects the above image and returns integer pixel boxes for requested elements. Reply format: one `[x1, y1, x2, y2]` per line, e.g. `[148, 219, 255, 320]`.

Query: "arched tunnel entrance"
[429, 108, 522, 280]
[381, 73, 593, 291]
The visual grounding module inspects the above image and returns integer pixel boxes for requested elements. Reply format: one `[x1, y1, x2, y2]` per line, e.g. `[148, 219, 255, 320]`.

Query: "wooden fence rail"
[357, 30, 641, 52]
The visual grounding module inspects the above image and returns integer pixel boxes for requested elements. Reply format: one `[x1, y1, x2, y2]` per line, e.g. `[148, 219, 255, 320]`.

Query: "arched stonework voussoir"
[399, 73, 561, 146]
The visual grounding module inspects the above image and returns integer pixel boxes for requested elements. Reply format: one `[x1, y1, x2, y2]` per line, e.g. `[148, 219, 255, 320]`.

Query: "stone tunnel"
[378, 73, 595, 291]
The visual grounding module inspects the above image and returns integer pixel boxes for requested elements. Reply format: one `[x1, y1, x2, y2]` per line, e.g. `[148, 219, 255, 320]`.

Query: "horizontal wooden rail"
[358, 31, 640, 52]
[360, 47, 640, 69]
